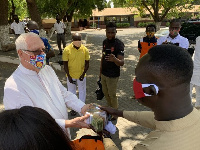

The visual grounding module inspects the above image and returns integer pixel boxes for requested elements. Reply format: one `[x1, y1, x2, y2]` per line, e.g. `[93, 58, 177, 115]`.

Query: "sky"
[106, 0, 114, 8]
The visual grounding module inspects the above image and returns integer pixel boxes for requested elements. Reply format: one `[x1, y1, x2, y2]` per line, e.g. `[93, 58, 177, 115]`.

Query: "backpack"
[72, 135, 105, 150]
[95, 80, 104, 100]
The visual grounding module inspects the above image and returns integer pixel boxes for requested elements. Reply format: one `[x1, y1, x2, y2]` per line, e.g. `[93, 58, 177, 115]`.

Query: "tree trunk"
[64, 11, 74, 35]
[0, 0, 8, 26]
[26, 0, 43, 29]
[65, 22, 72, 35]
[155, 22, 161, 31]
[9, 0, 16, 24]
[0, 0, 14, 51]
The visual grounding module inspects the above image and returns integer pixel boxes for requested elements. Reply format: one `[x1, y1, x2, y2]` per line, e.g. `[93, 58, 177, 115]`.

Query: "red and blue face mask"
[133, 78, 159, 99]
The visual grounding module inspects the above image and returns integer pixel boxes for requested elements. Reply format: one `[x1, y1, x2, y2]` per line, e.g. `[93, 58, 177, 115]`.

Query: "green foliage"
[166, 22, 170, 27]
[106, 1, 112, 8]
[7, 0, 107, 20]
[36, 0, 68, 18]
[116, 22, 130, 28]
[90, 22, 97, 28]
[111, 0, 194, 23]
[137, 22, 154, 27]
[36, 0, 107, 18]
[8, 0, 28, 19]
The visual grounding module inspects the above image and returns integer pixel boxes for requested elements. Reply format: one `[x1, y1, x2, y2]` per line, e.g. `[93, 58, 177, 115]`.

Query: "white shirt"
[157, 34, 189, 49]
[54, 21, 66, 34]
[3, 64, 85, 136]
[10, 21, 25, 34]
[191, 36, 200, 86]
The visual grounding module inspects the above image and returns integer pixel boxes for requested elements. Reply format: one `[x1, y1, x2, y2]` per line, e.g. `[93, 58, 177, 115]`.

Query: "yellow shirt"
[123, 108, 200, 150]
[62, 43, 90, 79]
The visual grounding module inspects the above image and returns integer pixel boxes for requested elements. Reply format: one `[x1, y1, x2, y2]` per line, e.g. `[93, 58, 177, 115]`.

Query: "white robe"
[3, 64, 85, 137]
[191, 36, 200, 86]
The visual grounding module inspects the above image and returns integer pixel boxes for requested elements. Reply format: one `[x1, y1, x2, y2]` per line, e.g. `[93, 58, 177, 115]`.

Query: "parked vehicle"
[179, 22, 200, 56]
[155, 27, 169, 38]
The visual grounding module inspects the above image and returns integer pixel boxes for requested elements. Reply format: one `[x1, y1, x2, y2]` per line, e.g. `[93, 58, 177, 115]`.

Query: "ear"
[116, 30, 117, 34]
[143, 85, 157, 96]
[17, 49, 23, 58]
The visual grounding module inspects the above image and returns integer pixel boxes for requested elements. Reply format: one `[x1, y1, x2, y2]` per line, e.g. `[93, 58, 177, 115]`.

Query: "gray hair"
[15, 32, 40, 52]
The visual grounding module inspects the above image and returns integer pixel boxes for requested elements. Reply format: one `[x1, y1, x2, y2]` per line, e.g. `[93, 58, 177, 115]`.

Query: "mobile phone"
[105, 49, 111, 55]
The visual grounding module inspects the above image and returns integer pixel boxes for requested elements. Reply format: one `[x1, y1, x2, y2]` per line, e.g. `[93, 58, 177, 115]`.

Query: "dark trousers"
[57, 34, 66, 52]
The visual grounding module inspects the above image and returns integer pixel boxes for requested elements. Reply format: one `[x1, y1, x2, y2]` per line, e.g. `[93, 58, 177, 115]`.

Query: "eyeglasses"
[22, 49, 46, 55]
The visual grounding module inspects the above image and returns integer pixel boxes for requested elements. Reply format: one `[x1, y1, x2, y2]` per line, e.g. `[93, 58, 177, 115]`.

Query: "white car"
[155, 27, 169, 38]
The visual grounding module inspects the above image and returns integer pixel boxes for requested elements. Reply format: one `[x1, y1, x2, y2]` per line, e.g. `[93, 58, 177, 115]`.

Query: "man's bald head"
[72, 32, 81, 41]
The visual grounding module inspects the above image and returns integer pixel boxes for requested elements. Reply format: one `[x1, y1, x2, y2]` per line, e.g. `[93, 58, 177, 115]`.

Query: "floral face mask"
[23, 50, 46, 69]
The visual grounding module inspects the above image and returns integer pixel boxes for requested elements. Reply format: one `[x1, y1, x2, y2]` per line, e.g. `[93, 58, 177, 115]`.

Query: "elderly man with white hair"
[3, 32, 91, 138]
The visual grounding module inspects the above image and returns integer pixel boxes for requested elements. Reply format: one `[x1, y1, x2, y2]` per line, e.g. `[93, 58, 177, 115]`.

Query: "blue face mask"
[30, 30, 40, 35]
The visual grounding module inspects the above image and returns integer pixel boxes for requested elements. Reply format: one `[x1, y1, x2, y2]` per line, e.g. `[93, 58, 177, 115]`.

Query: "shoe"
[70, 110, 77, 116]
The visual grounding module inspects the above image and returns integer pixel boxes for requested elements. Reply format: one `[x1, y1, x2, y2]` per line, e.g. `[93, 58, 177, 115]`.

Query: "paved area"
[0, 28, 197, 150]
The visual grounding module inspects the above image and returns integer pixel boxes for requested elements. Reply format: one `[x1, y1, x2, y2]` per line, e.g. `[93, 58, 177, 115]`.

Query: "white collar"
[19, 63, 37, 76]
[167, 33, 180, 39]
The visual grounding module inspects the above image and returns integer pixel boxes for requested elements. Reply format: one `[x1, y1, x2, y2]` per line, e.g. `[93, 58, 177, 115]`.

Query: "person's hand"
[65, 114, 90, 128]
[81, 104, 92, 115]
[105, 54, 116, 62]
[99, 106, 123, 117]
[79, 74, 84, 81]
[68, 76, 73, 83]
[99, 106, 117, 115]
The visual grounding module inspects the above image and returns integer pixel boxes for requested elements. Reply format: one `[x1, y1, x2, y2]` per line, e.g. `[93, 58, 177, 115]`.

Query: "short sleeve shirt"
[62, 43, 90, 79]
[54, 22, 66, 34]
[10, 21, 25, 34]
[102, 38, 124, 77]
[157, 34, 189, 49]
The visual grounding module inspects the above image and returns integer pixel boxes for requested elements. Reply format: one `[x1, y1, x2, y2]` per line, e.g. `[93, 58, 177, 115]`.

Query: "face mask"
[30, 29, 39, 35]
[133, 78, 159, 99]
[23, 51, 46, 69]
[15, 18, 19, 22]
[146, 32, 155, 38]
[73, 41, 82, 47]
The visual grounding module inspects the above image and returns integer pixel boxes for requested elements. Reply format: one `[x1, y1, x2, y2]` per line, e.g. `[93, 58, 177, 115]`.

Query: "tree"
[8, 0, 28, 21]
[0, 0, 15, 51]
[111, 0, 193, 30]
[26, 0, 42, 29]
[36, 0, 106, 34]
[106, 1, 112, 8]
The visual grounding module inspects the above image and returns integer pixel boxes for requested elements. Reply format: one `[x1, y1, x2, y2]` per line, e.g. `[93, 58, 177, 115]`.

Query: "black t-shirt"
[102, 38, 125, 77]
